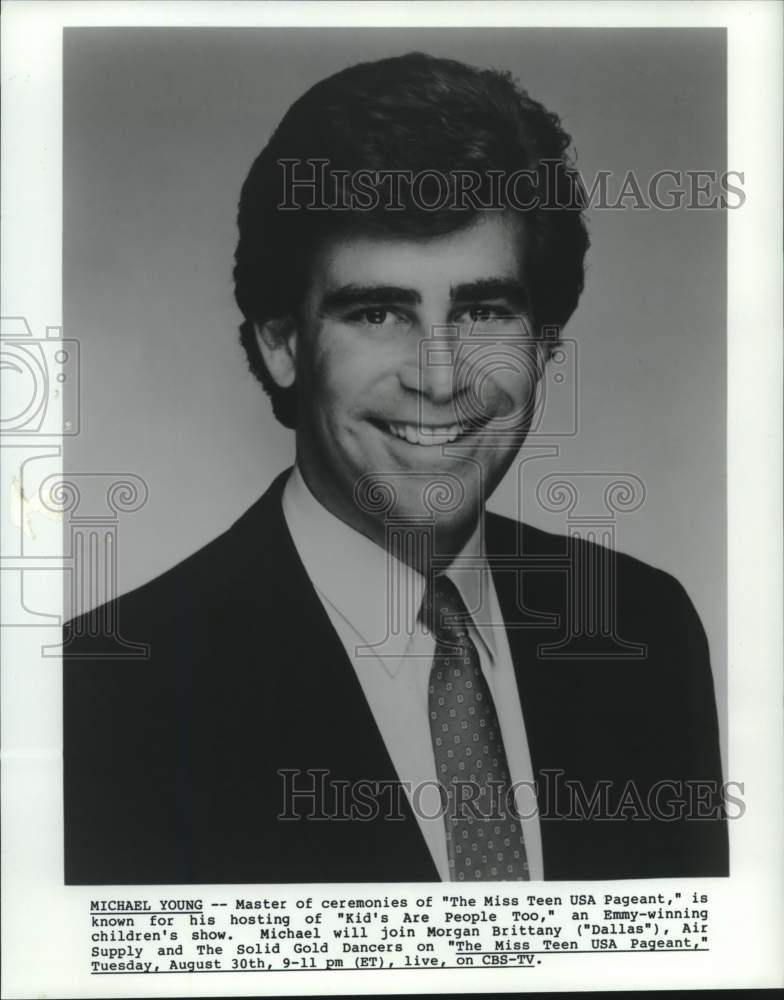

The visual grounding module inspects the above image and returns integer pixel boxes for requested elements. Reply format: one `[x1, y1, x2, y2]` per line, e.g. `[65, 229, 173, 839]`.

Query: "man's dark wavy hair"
[233, 52, 589, 429]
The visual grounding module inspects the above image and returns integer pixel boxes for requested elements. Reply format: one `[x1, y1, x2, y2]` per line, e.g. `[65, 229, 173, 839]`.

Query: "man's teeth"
[386, 422, 463, 445]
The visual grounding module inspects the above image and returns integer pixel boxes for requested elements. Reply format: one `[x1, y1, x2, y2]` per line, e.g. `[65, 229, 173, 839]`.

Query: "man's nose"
[399, 326, 461, 405]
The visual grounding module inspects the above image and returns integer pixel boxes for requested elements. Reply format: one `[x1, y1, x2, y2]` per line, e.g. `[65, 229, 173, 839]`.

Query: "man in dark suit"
[64, 53, 728, 884]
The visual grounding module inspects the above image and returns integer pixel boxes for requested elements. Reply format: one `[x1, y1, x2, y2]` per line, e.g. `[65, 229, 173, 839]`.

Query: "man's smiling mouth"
[374, 418, 490, 446]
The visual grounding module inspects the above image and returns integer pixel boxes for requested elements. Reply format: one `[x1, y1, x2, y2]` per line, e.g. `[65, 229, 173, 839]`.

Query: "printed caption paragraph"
[88, 889, 713, 975]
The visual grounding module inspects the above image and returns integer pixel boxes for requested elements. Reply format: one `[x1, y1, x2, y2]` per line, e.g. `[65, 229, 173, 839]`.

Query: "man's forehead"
[308, 211, 526, 296]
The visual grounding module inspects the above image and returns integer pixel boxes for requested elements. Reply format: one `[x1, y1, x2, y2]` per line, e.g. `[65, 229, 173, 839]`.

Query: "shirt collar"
[282, 466, 497, 674]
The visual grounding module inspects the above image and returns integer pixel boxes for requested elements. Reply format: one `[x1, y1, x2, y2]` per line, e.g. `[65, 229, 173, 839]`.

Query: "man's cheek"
[488, 366, 538, 418]
[325, 350, 379, 409]
[305, 341, 348, 405]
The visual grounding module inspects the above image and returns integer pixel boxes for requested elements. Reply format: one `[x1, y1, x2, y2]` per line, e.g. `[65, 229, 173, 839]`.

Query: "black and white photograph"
[1, 2, 781, 997]
[60, 25, 734, 887]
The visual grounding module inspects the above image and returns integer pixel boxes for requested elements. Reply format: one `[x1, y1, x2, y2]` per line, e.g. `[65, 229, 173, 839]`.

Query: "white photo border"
[1, 1, 782, 996]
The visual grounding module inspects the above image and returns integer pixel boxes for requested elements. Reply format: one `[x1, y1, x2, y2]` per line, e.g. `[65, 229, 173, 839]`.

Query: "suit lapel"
[215, 472, 439, 881]
[486, 514, 576, 878]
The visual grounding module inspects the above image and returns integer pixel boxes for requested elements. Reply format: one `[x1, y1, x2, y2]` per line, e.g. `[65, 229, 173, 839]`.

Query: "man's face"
[281, 211, 544, 552]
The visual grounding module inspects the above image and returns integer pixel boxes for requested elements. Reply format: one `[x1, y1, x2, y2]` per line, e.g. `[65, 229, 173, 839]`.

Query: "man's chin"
[382, 478, 481, 540]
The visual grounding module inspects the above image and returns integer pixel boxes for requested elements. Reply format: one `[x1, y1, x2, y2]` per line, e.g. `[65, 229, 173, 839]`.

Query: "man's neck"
[292, 463, 484, 577]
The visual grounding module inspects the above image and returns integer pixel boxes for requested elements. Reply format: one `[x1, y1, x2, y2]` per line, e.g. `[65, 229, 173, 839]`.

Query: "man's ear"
[254, 318, 298, 389]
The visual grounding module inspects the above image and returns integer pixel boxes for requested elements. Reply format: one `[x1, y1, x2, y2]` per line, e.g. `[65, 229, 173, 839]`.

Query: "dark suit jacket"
[64, 469, 728, 884]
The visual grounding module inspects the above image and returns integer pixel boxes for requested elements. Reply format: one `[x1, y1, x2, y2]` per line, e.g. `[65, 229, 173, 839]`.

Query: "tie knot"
[421, 574, 471, 640]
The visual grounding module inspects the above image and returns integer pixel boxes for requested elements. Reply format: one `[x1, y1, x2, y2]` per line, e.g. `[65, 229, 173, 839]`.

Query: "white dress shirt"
[282, 466, 543, 881]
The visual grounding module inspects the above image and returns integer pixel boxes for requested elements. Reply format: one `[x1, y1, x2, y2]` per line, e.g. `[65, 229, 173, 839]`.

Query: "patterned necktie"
[423, 574, 529, 881]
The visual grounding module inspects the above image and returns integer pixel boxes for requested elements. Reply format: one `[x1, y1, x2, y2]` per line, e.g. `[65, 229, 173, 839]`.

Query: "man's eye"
[349, 308, 405, 327]
[465, 305, 515, 323]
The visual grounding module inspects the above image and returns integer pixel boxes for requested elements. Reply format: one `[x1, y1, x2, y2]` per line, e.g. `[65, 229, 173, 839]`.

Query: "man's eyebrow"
[317, 278, 528, 313]
[450, 278, 528, 305]
[319, 284, 421, 312]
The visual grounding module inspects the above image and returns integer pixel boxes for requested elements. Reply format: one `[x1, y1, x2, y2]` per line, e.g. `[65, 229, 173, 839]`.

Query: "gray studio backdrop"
[63, 28, 727, 749]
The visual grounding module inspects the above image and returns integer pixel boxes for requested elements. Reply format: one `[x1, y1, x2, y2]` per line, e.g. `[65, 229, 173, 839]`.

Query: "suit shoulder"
[64, 478, 287, 639]
[64, 523, 232, 641]
[486, 510, 697, 610]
